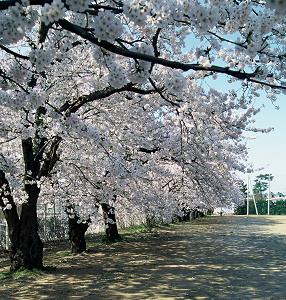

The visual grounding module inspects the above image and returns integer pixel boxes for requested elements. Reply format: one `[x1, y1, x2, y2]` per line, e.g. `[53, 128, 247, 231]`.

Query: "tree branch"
[0, 44, 29, 59]
[39, 136, 62, 178]
[58, 20, 258, 80]
[138, 147, 160, 154]
[60, 84, 155, 115]
[58, 19, 286, 90]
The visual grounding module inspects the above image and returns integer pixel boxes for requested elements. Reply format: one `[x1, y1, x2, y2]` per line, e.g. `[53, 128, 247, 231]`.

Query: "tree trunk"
[1, 108, 62, 271]
[182, 208, 190, 221]
[190, 210, 196, 220]
[68, 218, 89, 254]
[10, 213, 43, 271]
[65, 204, 90, 254]
[101, 203, 121, 242]
[2, 200, 21, 271]
[1, 171, 43, 271]
[194, 209, 199, 219]
[11, 185, 43, 271]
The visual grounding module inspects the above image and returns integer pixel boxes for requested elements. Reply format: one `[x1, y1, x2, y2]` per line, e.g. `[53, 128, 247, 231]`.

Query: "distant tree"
[253, 174, 273, 200]
[234, 181, 248, 215]
[240, 181, 248, 199]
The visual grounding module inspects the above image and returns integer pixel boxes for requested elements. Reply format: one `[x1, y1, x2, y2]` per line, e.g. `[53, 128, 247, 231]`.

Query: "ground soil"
[1, 216, 286, 299]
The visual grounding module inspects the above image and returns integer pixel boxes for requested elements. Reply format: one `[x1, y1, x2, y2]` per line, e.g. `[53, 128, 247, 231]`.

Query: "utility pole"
[244, 136, 256, 216]
[253, 193, 259, 215]
[247, 175, 250, 215]
[268, 174, 271, 215]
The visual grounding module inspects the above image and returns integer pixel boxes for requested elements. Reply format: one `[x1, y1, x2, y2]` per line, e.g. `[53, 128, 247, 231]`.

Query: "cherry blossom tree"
[41, 81, 267, 250]
[0, 0, 286, 270]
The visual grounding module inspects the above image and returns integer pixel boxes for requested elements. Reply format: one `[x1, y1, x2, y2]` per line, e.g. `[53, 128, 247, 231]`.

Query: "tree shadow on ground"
[1, 216, 286, 299]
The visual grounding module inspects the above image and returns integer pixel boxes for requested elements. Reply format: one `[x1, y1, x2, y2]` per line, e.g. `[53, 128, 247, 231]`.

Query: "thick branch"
[0, 71, 30, 93]
[60, 84, 155, 114]
[0, 0, 51, 10]
[58, 19, 286, 90]
[22, 138, 36, 175]
[58, 20, 258, 80]
[40, 136, 62, 178]
[0, 44, 29, 59]
[138, 147, 160, 154]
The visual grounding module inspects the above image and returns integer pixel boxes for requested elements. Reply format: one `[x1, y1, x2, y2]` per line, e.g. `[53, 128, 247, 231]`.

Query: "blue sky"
[203, 75, 286, 194]
[245, 93, 286, 193]
[184, 34, 285, 193]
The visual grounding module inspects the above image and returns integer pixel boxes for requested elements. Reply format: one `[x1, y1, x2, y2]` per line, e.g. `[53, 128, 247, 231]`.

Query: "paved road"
[1, 216, 286, 299]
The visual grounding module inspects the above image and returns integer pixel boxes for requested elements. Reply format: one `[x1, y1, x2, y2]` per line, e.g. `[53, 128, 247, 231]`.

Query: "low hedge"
[235, 200, 286, 215]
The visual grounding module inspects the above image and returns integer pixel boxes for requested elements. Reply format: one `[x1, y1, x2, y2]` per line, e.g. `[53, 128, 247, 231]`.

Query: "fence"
[0, 201, 145, 250]
[0, 200, 69, 250]
[37, 201, 69, 242]
[0, 222, 8, 250]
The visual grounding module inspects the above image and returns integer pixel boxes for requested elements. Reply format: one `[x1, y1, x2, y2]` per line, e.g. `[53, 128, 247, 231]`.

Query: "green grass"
[120, 222, 177, 234]
[85, 223, 172, 247]
[86, 224, 156, 246]
[0, 266, 56, 281]
[119, 224, 147, 234]
[55, 250, 70, 257]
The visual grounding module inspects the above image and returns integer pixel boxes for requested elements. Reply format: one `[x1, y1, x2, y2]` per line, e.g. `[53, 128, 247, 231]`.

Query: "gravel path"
[1, 216, 286, 299]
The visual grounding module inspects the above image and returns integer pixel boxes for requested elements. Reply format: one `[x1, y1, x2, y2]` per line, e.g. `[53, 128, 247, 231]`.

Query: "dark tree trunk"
[68, 218, 89, 254]
[11, 184, 43, 271]
[65, 203, 91, 254]
[182, 209, 190, 221]
[194, 209, 199, 219]
[1, 171, 21, 271]
[190, 210, 196, 220]
[0, 171, 43, 271]
[10, 214, 43, 271]
[101, 203, 121, 242]
[1, 108, 62, 271]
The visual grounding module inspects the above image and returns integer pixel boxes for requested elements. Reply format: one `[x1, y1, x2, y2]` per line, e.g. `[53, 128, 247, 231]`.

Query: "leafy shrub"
[235, 200, 286, 215]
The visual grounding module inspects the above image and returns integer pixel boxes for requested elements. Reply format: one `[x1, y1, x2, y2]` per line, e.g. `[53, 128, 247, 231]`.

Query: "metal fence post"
[5, 220, 9, 250]
[44, 203, 47, 240]
[53, 201, 56, 239]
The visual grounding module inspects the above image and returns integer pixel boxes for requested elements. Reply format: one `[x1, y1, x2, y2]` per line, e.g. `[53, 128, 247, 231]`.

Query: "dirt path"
[1, 216, 286, 299]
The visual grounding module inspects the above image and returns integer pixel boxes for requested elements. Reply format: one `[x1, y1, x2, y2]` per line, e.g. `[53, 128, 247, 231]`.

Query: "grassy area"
[119, 223, 148, 234]
[119, 221, 176, 234]
[0, 266, 56, 281]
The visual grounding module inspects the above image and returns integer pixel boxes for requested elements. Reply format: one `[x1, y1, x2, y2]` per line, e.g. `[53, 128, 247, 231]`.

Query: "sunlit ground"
[1, 215, 286, 299]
